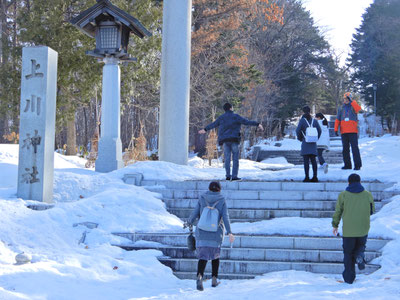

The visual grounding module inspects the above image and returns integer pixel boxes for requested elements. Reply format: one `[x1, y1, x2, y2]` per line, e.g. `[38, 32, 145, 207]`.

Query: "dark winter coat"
[296, 114, 322, 156]
[204, 110, 259, 145]
[188, 191, 232, 248]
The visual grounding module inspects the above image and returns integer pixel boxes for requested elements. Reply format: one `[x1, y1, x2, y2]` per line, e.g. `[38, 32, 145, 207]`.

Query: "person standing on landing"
[187, 181, 234, 291]
[332, 173, 375, 284]
[335, 92, 362, 170]
[199, 103, 263, 181]
[296, 106, 322, 182]
[315, 112, 330, 174]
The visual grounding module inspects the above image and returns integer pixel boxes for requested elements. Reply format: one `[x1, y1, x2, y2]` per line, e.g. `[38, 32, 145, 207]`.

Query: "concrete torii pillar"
[158, 0, 192, 165]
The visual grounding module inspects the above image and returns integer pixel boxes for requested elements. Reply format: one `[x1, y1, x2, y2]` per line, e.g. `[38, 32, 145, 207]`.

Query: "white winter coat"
[317, 119, 330, 150]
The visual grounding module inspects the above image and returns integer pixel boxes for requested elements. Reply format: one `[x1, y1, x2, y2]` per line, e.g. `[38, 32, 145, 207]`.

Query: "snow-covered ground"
[1, 135, 400, 299]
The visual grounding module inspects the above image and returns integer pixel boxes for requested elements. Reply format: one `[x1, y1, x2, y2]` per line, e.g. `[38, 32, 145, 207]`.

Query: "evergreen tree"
[349, 0, 400, 131]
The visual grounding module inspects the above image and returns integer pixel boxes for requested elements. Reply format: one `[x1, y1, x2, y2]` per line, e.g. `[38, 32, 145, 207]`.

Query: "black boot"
[310, 176, 319, 182]
[356, 255, 365, 270]
[303, 177, 310, 182]
[211, 276, 220, 287]
[196, 274, 204, 291]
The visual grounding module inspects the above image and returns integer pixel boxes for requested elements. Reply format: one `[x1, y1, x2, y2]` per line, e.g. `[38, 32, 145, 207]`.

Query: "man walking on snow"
[332, 173, 375, 284]
[335, 92, 362, 170]
[199, 103, 263, 181]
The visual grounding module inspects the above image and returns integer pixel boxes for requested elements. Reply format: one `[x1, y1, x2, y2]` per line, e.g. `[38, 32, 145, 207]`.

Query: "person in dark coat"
[296, 106, 322, 182]
[199, 103, 263, 181]
[187, 181, 234, 291]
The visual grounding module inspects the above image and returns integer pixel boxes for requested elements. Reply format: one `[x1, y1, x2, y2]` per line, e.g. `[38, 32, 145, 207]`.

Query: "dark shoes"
[303, 177, 318, 182]
[196, 274, 204, 291]
[354, 167, 361, 170]
[356, 255, 365, 270]
[342, 166, 352, 170]
[226, 176, 241, 181]
[211, 276, 220, 287]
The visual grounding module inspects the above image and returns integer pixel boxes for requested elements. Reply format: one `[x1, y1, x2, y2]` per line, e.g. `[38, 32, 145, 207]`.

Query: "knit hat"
[343, 92, 352, 101]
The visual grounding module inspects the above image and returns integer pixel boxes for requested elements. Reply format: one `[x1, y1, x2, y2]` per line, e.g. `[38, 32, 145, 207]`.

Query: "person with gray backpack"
[296, 106, 322, 182]
[187, 181, 234, 291]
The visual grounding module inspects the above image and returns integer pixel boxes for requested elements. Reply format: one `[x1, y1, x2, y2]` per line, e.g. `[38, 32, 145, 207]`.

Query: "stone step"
[152, 189, 394, 201]
[163, 199, 386, 211]
[173, 271, 255, 280]
[113, 233, 388, 251]
[252, 149, 344, 165]
[168, 208, 336, 220]
[118, 245, 380, 263]
[141, 180, 395, 193]
[159, 258, 380, 275]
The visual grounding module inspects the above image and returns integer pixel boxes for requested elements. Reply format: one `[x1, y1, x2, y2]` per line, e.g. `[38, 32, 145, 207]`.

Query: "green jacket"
[332, 190, 375, 237]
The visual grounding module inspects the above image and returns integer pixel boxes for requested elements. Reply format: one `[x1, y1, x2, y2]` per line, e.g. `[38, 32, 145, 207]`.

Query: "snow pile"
[0, 145, 185, 299]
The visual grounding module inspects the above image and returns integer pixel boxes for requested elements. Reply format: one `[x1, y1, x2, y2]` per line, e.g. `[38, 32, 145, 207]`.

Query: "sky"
[302, 0, 374, 65]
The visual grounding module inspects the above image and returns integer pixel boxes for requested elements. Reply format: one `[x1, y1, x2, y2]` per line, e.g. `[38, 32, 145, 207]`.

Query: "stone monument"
[158, 0, 192, 165]
[17, 46, 58, 203]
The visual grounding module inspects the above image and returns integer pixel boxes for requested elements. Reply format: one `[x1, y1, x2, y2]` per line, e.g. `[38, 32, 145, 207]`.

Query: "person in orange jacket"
[334, 92, 362, 170]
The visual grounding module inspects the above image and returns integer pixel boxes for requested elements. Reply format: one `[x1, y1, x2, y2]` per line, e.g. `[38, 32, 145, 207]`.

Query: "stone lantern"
[70, 0, 150, 172]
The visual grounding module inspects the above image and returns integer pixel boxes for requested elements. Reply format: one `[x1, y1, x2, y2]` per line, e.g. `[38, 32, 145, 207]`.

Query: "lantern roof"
[70, 0, 151, 39]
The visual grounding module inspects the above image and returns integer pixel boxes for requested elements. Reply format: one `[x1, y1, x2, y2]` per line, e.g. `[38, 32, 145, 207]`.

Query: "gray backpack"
[197, 200, 220, 232]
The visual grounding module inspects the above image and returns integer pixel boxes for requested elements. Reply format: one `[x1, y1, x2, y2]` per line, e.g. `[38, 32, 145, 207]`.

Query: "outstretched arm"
[199, 117, 221, 134]
[237, 115, 259, 127]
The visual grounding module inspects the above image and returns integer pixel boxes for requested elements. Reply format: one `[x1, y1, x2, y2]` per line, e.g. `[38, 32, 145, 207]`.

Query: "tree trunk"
[66, 116, 76, 155]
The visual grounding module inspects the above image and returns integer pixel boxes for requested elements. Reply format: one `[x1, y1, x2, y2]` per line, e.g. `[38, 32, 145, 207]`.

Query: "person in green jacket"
[332, 173, 375, 284]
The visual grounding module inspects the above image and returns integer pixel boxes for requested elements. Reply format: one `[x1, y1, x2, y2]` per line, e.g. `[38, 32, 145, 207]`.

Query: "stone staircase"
[115, 179, 397, 279]
[251, 149, 343, 165]
[115, 232, 387, 280]
[143, 180, 394, 223]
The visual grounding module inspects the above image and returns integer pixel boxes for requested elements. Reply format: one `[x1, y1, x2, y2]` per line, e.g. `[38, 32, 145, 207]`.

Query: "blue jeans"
[223, 142, 239, 178]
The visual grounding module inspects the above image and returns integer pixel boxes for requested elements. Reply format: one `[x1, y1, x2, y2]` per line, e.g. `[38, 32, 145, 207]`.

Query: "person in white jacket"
[316, 113, 330, 174]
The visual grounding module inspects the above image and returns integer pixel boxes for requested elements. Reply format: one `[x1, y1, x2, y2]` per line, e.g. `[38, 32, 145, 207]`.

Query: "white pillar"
[17, 46, 58, 203]
[95, 57, 123, 173]
[159, 0, 192, 165]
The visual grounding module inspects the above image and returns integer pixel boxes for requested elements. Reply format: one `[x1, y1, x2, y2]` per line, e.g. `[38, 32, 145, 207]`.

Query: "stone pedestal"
[158, 0, 192, 165]
[95, 57, 123, 173]
[17, 46, 58, 203]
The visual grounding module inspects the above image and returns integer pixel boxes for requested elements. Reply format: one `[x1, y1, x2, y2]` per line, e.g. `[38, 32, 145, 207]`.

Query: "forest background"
[0, 0, 398, 157]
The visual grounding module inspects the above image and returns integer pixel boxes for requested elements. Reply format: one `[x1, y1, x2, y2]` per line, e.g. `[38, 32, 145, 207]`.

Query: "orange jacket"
[334, 101, 361, 134]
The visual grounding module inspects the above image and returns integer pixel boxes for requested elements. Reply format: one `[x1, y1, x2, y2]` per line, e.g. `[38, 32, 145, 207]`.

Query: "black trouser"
[341, 133, 362, 169]
[197, 259, 220, 278]
[342, 235, 368, 284]
[303, 154, 317, 178]
[317, 148, 325, 165]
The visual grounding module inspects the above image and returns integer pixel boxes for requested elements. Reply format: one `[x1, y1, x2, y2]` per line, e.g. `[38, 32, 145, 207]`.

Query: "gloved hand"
[335, 131, 339, 136]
